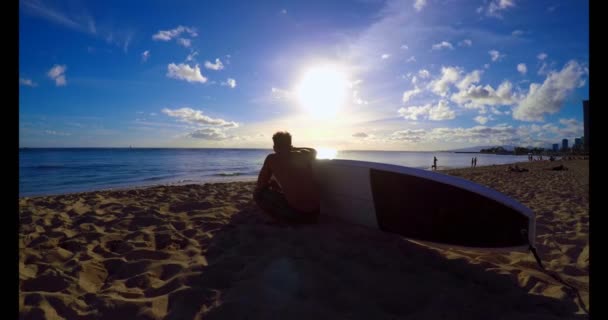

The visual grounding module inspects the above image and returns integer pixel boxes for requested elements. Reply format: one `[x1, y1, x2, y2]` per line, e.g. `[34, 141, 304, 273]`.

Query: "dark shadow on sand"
[167, 203, 585, 320]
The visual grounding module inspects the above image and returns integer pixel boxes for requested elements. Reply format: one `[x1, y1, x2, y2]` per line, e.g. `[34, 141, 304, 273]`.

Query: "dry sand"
[19, 159, 589, 319]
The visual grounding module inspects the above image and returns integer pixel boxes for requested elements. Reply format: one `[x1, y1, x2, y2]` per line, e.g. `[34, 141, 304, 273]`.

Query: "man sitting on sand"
[254, 131, 320, 224]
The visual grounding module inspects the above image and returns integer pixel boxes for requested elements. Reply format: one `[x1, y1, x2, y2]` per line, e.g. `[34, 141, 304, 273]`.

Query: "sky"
[19, 0, 589, 151]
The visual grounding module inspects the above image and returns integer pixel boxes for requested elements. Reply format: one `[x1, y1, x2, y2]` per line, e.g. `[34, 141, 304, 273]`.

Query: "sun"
[295, 64, 349, 119]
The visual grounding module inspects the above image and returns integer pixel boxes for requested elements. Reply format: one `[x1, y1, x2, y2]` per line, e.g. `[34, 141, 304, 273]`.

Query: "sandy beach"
[19, 159, 589, 319]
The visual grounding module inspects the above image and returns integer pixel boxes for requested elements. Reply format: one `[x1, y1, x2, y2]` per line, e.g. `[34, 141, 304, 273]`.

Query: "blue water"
[19, 148, 529, 197]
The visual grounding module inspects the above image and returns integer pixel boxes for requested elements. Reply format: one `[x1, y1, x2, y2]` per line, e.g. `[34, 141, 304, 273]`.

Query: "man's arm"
[256, 154, 273, 192]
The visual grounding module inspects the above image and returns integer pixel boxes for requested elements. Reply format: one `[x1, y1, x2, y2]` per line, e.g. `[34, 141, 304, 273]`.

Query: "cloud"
[177, 38, 191, 48]
[381, 53, 391, 59]
[484, 0, 516, 18]
[402, 87, 422, 103]
[141, 50, 150, 62]
[513, 61, 586, 122]
[400, 44, 408, 50]
[429, 66, 460, 96]
[45, 130, 71, 136]
[458, 39, 473, 47]
[162, 107, 239, 128]
[352, 90, 369, 105]
[281, 9, 288, 14]
[431, 41, 454, 51]
[271, 87, 293, 101]
[186, 51, 199, 62]
[352, 132, 369, 138]
[511, 30, 524, 36]
[222, 78, 237, 88]
[537, 52, 548, 60]
[21, 0, 96, 34]
[451, 80, 515, 109]
[413, 0, 427, 12]
[474, 116, 489, 124]
[488, 50, 504, 62]
[189, 128, 232, 140]
[153, 26, 198, 41]
[456, 70, 482, 91]
[204, 58, 224, 70]
[166, 63, 207, 83]
[390, 129, 426, 142]
[19, 78, 37, 87]
[398, 100, 455, 121]
[517, 63, 527, 75]
[47, 64, 67, 86]
[418, 69, 431, 79]
[406, 56, 416, 63]
[428, 125, 517, 145]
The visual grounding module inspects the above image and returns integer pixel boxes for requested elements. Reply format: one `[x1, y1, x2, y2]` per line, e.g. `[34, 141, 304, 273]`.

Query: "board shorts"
[254, 187, 319, 224]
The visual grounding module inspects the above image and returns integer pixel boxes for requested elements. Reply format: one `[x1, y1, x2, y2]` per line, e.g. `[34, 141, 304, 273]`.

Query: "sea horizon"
[19, 148, 531, 198]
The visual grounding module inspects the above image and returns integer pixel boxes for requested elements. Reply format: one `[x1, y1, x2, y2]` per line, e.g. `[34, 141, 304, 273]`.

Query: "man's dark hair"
[272, 131, 292, 149]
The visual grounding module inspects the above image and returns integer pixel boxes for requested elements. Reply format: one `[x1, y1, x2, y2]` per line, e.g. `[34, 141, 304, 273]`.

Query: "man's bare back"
[254, 132, 320, 223]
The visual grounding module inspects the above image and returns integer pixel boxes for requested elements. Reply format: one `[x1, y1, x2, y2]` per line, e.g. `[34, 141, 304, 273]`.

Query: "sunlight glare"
[316, 147, 338, 159]
[296, 65, 348, 119]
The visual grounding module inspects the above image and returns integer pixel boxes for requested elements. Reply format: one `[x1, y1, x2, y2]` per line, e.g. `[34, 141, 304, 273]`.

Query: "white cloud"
[186, 51, 199, 62]
[141, 50, 150, 62]
[398, 100, 455, 121]
[458, 39, 472, 47]
[281, 9, 287, 14]
[166, 63, 207, 83]
[177, 38, 191, 48]
[456, 70, 482, 91]
[488, 50, 504, 62]
[418, 69, 430, 79]
[517, 63, 527, 75]
[45, 130, 71, 136]
[152, 26, 198, 41]
[484, 64, 490, 69]
[406, 56, 416, 63]
[204, 58, 224, 70]
[402, 87, 422, 103]
[391, 129, 426, 142]
[19, 78, 37, 87]
[451, 80, 515, 109]
[381, 53, 391, 59]
[352, 132, 369, 138]
[400, 44, 409, 50]
[429, 66, 461, 96]
[512, 30, 524, 36]
[474, 116, 489, 124]
[414, 0, 428, 12]
[47, 64, 67, 86]
[222, 78, 237, 88]
[513, 61, 586, 122]
[352, 90, 368, 105]
[162, 107, 239, 128]
[429, 100, 456, 120]
[428, 125, 517, 145]
[21, 0, 96, 35]
[486, 0, 516, 17]
[189, 128, 232, 140]
[431, 41, 454, 51]
[537, 53, 548, 60]
[271, 87, 293, 101]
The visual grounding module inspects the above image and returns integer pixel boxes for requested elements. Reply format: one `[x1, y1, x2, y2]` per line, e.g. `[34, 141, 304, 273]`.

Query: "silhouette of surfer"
[254, 131, 320, 224]
[432, 156, 438, 171]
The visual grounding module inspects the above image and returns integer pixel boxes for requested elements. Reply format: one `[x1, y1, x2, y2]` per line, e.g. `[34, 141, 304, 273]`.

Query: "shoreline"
[19, 159, 589, 318]
[20, 157, 554, 199]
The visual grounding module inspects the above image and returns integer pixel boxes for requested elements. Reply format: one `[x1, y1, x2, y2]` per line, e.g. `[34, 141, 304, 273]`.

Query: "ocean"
[19, 148, 529, 197]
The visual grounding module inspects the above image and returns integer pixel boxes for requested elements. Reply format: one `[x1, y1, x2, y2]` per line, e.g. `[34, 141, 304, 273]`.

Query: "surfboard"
[312, 159, 535, 250]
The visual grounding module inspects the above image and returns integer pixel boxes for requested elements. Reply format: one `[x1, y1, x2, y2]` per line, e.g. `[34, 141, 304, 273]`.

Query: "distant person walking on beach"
[254, 131, 320, 224]
[474, 157, 477, 168]
[471, 157, 474, 168]
[432, 156, 438, 171]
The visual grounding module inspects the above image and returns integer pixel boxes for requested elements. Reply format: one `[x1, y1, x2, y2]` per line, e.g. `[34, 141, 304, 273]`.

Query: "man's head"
[272, 131, 292, 154]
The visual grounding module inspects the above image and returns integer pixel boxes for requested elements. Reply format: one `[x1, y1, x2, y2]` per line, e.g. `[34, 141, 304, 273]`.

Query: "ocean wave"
[214, 172, 245, 177]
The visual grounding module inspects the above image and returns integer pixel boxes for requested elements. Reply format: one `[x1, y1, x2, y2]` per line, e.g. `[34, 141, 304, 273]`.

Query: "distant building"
[574, 138, 582, 150]
[553, 144, 559, 152]
[562, 139, 569, 151]
[583, 100, 589, 152]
